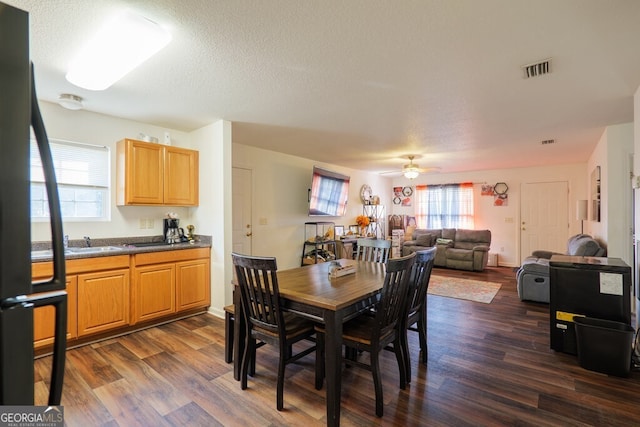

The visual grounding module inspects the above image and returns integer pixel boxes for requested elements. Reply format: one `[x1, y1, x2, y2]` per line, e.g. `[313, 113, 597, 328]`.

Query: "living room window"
[414, 183, 474, 229]
[30, 139, 110, 221]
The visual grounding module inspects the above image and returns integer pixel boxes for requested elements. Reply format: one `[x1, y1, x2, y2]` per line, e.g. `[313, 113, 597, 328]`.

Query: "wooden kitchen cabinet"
[76, 256, 131, 337]
[164, 145, 199, 206]
[132, 247, 210, 324]
[176, 258, 210, 311]
[131, 262, 176, 324]
[32, 255, 131, 345]
[32, 275, 78, 349]
[116, 138, 199, 206]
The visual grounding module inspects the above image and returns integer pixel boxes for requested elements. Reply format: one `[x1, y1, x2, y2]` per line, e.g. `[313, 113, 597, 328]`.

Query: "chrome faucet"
[83, 236, 91, 247]
[63, 235, 69, 249]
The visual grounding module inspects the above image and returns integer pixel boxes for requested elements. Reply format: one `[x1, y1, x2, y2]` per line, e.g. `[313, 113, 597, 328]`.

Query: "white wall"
[587, 123, 634, 264]
[191, 120, 232, 318]
[37, 101, 232, 318]
[390, 164, 588, 267]
[232, 143, 391, 270]
[35, 102, 194, 242]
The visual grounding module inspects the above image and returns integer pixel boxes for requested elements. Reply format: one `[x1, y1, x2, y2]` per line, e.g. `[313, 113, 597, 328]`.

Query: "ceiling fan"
[379, 155, 440, 179]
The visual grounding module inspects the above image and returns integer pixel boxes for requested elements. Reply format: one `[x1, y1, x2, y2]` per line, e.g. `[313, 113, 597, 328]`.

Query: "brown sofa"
[401, 228, 492, 271]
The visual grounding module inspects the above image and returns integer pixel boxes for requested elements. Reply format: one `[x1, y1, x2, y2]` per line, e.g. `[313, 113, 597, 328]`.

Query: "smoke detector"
[58, 93, 84, 110]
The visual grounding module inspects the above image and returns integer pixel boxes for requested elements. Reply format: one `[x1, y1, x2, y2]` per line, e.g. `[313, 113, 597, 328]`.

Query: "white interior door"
[232, 167, 252, 255]
[520, 181, 569, 263]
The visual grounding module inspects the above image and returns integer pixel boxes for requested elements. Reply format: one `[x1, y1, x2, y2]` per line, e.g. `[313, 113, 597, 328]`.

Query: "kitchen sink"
[66, 246, 124, 254]
[31, 246, 124, 259]
[31, 249, 55, 260]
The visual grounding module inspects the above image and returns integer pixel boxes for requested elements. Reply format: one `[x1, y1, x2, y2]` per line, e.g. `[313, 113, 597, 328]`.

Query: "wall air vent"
[522, 58, 552, 79]
[540, 139, 556, 145]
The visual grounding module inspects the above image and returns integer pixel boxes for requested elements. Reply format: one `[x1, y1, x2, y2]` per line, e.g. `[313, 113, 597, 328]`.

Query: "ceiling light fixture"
[57, 93, 84, 110]
[65, 10, 172, 91]
[403, 156, 420, 180]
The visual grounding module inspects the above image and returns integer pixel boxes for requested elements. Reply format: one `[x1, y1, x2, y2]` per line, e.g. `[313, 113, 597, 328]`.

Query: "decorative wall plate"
[402, 186, 413, 196]
[393, 196, 402, 205]
[493, 182, 508, 195]
[360, 184, 372, 203]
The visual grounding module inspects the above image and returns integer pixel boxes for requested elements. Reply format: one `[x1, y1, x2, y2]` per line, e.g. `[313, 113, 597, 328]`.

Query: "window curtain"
[415, 182, 474, 229]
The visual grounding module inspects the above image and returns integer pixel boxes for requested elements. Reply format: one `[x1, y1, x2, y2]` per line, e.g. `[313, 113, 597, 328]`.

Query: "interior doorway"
[520, 181, 569, 264]
[232, 167, 252, 255]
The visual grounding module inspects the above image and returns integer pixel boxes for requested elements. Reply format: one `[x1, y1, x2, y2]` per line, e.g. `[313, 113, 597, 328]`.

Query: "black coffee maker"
[163, 218, 180, 244]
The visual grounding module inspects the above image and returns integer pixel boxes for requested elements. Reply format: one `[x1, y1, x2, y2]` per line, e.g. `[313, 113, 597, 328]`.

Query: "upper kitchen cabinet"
[116, 138, 199, 206]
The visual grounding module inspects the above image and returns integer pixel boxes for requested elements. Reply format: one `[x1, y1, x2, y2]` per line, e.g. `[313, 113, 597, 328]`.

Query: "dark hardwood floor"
[34, 266, 640, 426]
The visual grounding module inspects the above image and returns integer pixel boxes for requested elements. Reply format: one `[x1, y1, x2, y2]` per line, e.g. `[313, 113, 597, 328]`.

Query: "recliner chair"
[516, 234, 606, 303]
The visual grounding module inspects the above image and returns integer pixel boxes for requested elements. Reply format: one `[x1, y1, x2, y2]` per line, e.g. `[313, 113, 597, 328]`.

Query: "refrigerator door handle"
[30, 62, 65, 293]
[26, 291, 67, 406]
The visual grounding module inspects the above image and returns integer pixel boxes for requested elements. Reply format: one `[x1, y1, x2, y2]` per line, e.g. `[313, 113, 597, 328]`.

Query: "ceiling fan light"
[403, 166, 420, 180]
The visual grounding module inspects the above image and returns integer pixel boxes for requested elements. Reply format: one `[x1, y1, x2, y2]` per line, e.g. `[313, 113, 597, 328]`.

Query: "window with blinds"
[30, 139, 110, 221]
[414, 183, 474, 229]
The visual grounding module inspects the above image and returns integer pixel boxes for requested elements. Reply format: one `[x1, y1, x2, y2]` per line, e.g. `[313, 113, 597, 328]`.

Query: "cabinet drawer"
[134, 247, 210, 266]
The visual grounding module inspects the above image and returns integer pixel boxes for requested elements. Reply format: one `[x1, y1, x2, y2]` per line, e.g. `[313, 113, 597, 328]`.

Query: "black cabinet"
[549, 255, 631, 354]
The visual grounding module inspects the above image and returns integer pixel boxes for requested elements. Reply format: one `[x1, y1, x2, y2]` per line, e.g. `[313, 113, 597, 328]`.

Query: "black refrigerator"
[0, 3, 67, 405]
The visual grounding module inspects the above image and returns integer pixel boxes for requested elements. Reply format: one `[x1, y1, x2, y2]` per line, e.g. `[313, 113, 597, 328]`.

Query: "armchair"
[516, 234, 606, 303]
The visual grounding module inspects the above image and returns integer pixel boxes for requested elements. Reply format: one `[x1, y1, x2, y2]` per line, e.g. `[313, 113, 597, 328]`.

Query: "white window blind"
[30, 139, 110, 221]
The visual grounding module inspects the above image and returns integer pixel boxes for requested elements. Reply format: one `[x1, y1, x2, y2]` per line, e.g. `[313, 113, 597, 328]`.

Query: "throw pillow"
[405, 225, 416, 241]
[436, 238, 453, 246]
[416, 233, 434, 247]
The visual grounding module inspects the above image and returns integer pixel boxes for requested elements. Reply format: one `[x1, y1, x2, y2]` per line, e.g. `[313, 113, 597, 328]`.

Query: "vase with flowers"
[356, 215, 370, 236]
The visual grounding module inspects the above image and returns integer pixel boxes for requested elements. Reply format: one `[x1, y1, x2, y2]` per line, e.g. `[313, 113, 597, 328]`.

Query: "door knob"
[522, 227, 526, 231]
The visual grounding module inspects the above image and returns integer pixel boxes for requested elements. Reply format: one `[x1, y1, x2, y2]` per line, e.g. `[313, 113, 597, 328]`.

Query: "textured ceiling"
[6, 0, 640, 175]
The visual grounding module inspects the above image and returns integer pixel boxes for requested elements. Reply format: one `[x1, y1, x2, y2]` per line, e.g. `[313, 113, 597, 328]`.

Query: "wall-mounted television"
[308, 166, 350, 216]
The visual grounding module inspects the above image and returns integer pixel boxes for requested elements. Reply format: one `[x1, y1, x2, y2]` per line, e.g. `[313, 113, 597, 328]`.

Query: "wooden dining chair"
[355, 238, 391, 264]
[315, 252, 416, 417]
[231, 252, 316, 411]
[224, 304, 235, 363]
[401, 247, 436, 380]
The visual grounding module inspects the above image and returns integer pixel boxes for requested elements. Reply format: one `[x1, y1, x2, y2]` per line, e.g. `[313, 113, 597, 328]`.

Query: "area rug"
[427, 275, 502, 304]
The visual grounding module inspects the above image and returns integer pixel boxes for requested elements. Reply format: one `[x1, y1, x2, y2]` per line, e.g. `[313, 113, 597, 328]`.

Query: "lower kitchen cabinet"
[33, 275, 78, 349]
[32, 248, 210, 350]
[132, 247, 211, 324]
[176, 258, 210, 311]
[132, 263, 176, 323]
[77, 268, 130, 336]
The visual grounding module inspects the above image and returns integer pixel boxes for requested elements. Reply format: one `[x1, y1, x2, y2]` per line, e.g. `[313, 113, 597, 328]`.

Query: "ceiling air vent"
[540, 139, 555, 145]
[522, 58, 552, 79]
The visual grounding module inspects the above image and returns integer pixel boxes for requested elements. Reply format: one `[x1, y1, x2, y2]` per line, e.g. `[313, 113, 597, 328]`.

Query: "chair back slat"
[232, 253, 282, 335]
[375, 253, 415, 338]
[407, 247, 436, 315]
[355, 238, 392, 264]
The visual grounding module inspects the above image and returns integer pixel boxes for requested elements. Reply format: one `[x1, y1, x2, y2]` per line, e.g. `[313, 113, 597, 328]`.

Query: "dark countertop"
[31, 235, 212, 263]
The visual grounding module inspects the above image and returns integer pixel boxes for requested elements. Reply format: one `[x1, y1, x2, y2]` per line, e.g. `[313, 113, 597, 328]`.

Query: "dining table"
[233, 258, 387, 427]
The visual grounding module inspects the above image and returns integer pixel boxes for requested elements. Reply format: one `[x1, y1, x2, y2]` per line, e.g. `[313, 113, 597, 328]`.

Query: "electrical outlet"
[500, 247, 505, 252]
[504, 217, 514, 223]
[147, 219, 154, 229]
[139, 218, 146, 229]
[164, 131, 171, 145]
